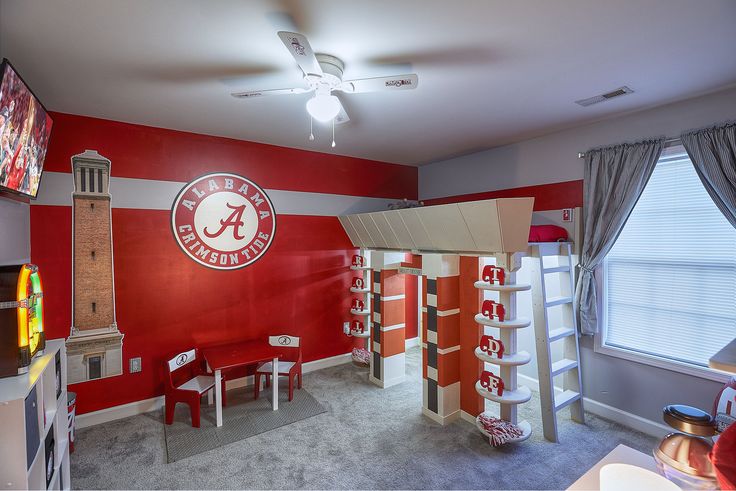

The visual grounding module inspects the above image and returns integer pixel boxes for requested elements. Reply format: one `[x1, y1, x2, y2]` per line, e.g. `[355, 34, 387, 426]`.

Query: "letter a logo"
[172, 173, 276, 270]
[204, 202, 247, 240]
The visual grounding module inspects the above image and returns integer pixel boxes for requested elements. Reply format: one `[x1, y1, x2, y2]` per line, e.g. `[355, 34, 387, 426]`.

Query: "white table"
[567, 444, 659, 490]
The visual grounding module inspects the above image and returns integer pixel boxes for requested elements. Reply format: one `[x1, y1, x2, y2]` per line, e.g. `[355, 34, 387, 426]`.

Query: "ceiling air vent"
[575, 86, 634, 107]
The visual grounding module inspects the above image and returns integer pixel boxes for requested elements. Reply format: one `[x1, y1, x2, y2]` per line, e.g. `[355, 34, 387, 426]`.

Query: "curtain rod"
[577, 137, 681, 159]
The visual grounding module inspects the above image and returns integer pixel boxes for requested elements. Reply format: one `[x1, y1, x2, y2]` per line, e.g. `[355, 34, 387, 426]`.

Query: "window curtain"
[576, 138, 665, 335]
[681, 122, 736, 228]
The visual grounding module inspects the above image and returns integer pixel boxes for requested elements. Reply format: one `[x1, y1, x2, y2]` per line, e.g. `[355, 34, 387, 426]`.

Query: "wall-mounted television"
[0, 59, 53, 199]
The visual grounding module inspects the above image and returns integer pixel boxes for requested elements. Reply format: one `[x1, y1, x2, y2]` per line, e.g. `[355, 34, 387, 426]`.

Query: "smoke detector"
[575, 86, 634, 107]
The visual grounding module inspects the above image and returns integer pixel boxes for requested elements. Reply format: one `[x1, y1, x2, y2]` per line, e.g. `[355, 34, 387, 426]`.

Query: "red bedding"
[528, 224, 569, 242]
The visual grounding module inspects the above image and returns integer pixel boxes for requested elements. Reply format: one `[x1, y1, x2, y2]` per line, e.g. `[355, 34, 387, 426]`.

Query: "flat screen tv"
[0, 59, 53, 199]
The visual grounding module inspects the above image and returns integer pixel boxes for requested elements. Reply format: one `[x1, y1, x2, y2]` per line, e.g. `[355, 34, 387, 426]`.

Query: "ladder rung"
[555, 390, 581, 411]
[548, 327, 575, 342]
[551, 358, 578, 376]
[543, 266, 570, 274]
[545, 296, 573, 307]
[533, 242, 569, 257]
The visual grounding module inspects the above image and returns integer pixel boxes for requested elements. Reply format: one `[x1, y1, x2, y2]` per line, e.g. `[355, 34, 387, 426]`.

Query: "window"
[599, 145, 736, 380]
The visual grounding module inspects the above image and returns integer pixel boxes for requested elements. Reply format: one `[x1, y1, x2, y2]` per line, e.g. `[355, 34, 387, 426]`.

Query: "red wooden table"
[202, 340, 281, 427]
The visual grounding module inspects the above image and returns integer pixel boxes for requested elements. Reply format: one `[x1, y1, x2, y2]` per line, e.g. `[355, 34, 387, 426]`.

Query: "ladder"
[528, 242, 584, 442]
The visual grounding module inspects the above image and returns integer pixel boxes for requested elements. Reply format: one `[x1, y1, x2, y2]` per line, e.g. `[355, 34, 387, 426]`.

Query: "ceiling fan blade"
[335, 97, 350, 125]
[277, 31, 323, 76]
[340, 74, 418, 94]
[231, 87, 311, 98]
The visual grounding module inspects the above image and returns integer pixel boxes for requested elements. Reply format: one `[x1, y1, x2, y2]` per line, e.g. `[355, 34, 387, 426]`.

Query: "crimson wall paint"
[43, 113, 418, 200]
[31, 113, 418, 414]
[424, 179, 583, 210]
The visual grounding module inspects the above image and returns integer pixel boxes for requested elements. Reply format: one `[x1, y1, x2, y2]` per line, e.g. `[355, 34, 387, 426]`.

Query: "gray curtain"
[576, 139, 664, 335]
[681, 122, 736, 228]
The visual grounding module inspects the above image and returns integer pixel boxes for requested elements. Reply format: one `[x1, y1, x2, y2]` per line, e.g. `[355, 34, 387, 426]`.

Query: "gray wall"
[0, 197, 30, 266]
[420, 86, 736, 200]
[420, 86, 736, 426]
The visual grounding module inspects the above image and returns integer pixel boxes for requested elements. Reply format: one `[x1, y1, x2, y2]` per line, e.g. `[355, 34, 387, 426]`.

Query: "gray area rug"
[164, 388, 326, 463]
[70, 347, 657, 489]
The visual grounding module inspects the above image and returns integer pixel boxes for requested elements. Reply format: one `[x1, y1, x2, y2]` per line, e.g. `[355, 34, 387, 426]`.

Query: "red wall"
[32, 113, 417, 414]
[424, 179, 583, 211]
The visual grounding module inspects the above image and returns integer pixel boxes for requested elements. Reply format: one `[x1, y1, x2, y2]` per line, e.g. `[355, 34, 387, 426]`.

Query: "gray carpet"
[70, 347, 657, 489]
[164, 388, 326, 463]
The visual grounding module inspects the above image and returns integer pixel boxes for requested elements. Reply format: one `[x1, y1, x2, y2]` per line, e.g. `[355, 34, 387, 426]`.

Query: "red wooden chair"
[164, 348, 226, 428]
[254, 335, 302, 402]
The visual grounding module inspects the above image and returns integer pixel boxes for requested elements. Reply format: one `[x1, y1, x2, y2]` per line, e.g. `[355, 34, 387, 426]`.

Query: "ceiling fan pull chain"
[331, 119, 336, 148]
[308, 116, 315, 141]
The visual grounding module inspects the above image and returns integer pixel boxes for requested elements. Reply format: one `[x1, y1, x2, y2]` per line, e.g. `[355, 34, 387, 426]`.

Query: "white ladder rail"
[529, 242, 584, 442]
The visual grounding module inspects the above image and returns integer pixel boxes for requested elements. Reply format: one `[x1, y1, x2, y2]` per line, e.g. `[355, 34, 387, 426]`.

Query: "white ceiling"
[1, 0, 735, 166]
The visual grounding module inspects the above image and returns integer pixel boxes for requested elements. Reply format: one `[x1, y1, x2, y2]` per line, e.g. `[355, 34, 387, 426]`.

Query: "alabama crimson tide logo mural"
[171, 173, 276, 270]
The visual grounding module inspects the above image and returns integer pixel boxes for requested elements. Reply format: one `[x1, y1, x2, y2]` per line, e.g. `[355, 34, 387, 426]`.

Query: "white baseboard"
[405, 337, 420, 349]
[76, 396, 165, 429]
[517, 373, 670, 438]
[75, 351, 353, 429]
[582, 398, 670, 438]
[369, 374, 406, 388]
[422, 407, 460, 425]
[460, 410, 477, 425]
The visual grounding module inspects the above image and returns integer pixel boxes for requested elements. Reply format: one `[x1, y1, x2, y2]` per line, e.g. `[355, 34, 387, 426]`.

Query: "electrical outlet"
[129, 357, 142, 373]
[562, 208, 573, 222]
[343, 322, 351, 335]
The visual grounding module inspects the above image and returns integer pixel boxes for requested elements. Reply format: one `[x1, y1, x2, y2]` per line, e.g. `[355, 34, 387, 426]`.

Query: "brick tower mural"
[66, 149, 124, 383]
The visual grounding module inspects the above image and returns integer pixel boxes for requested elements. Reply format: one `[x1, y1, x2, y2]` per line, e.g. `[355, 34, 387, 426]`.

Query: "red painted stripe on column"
[437, 350, 461, 387]
[424, 180, 583, 211]
[381, 270, 405, 297]
[44, 112, 418, 200]
[382, 328, 406, 358]
[437, 315, 460, 349]
[436, 276, 460, 310]
[381, 299, 405, 325]
[460, 256, 483, 417]
[404, 273, 418, 340]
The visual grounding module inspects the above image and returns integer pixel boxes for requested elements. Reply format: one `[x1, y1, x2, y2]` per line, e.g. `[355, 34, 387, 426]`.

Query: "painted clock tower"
[66, 150, 124, 384]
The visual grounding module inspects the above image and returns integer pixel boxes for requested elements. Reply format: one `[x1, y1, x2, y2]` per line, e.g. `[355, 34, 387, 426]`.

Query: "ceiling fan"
[231, 31, 419, 128]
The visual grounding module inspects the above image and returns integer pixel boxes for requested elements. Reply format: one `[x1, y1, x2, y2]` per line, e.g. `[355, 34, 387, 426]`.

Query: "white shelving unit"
[346, 251, 372, 352]
[0, 339, 70, 490]
[474, 255, 533, 445]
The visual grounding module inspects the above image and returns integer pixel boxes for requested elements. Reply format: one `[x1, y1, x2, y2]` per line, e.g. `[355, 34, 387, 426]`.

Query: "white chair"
[254, 335, 302, 402]
[164, 348, 225, 427]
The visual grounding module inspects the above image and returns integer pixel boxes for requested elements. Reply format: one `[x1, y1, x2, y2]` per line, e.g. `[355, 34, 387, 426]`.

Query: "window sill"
[593, 338, 731, 383]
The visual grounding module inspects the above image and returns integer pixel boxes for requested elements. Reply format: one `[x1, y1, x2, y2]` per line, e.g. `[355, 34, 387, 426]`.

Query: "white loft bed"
[338, 199, 581, 259]
[338, 197, 535, 256]
[338, 198, 584, 444]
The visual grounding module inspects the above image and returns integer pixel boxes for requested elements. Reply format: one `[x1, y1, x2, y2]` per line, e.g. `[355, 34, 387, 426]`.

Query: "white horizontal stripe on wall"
[32, 172, 397, 216]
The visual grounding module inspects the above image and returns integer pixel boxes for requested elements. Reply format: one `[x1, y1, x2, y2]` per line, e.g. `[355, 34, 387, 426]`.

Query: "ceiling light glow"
[306, 94, 340, 122]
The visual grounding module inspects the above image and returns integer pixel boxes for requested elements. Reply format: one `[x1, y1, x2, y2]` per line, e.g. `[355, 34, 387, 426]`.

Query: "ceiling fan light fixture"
[306, 94, 340, 122]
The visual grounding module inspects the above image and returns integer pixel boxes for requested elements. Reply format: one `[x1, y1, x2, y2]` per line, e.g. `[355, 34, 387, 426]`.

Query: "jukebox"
[0, 264, 46, 377]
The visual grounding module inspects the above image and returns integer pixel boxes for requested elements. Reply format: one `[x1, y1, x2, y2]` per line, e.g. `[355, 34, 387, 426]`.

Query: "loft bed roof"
[338, 198, 534, 256]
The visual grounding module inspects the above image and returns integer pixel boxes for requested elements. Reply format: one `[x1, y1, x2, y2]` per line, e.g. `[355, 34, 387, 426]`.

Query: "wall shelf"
[475, 382, 532, 405]
[473, 259, 534, 446]
[474, 314, 531, 329]
[473, 281, 531, 292]
[474, 348, 531, 366]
